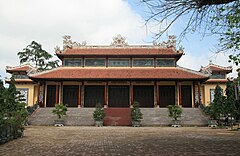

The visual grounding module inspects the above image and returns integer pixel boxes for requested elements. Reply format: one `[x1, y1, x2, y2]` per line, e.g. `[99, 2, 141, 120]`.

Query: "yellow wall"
[203, 83, 226, 106]
[15, 83, 37, 106]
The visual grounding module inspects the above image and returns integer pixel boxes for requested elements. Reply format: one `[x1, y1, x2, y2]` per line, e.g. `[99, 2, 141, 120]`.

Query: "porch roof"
[30, 67, 209, 81]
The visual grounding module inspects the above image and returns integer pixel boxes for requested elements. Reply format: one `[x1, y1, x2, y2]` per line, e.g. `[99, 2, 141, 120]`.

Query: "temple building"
[200, 62, 232, 105]
[6, 35, 232, 109]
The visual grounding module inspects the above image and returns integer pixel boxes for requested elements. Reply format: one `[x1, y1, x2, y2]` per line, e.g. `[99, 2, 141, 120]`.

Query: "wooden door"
[181, 85, 192, 107]
[46, 85, 56, 107]
[63, 85, 79, 107]
[84, 86, 104, 107]
[108, 86, 129, 107]
[159, 85, 175, 107]
[133, 86, 154, 107]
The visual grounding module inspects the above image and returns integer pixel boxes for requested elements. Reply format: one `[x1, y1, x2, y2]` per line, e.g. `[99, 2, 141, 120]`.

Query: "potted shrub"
[93, 103, 105, 127]
[131, 101, 143, 127]
[167, 105, 182, 127]
[52, 103, 67, 126]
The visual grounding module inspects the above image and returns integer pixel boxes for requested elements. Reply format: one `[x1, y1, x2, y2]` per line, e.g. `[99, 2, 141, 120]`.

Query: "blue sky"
[0, 0, 237, 82]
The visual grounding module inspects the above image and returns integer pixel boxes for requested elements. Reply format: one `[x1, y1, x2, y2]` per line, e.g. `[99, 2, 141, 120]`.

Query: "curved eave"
[56, 53, 183, 60]
[29, 67, 208, 82]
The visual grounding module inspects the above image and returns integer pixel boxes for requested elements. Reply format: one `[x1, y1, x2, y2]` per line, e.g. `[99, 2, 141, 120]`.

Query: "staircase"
[28, 108, 208, 126]
[141, 108, 208, 126]
[28, 108, 95, 126]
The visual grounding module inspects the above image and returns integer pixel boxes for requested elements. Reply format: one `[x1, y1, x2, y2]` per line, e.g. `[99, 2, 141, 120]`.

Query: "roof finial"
[111, 34, 128, 47]
[209, 60, 213, 64]
[153, 35, 176, 49]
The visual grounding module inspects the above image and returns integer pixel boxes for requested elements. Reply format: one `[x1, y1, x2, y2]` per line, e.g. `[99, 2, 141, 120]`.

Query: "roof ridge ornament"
[55, 35, 87, 53]
[153, 35, 176, 49]
[111, 34, 128, 47]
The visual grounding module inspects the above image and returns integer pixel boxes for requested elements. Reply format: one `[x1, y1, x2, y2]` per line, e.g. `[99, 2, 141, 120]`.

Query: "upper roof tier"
[55, 35, 184, 60]
[6, 64, 36, 73]
[200, 61, 232, 74]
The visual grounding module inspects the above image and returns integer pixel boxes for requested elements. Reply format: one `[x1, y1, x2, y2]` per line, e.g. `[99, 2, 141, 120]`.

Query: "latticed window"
[210, 74, 225, 79]
[64, 59, 82, 67]
[156, 59, 175, 67]
[13, 74, 29, 79]
[85, 59, 106, 67]
[108, 59, 130, 67]
[17, 88, 29, 104]
[132, 59, 154, 67]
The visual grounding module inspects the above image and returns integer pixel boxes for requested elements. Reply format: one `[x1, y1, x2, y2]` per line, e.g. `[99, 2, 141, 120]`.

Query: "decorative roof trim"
[29, 66, 62, 77]
[200, 62, 232, 73]
[176, 65, 209, 77]
[6, 64, 37, 73]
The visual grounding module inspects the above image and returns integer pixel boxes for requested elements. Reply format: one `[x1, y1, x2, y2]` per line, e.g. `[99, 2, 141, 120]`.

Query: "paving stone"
[0, 126, 239, 156]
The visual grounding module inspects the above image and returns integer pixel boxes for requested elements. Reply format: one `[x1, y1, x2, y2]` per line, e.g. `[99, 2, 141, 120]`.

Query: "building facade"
[6, 36, 232, 109]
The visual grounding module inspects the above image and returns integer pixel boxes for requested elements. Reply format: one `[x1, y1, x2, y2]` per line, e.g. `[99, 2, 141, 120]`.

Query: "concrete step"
[28, 107, 209, 126]
[141, 108, 208, 126]
[28, 108, 95, 126]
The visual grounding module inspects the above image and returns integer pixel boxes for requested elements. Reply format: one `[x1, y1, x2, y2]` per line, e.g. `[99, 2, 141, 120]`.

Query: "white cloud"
[0, 0, 146, 78]
[0, 0, 238, 80]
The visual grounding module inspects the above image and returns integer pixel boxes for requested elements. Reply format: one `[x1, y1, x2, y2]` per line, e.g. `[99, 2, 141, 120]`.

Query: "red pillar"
[198, 82, 201, 105]
[78, 82, 81, 108]
[56, 83, 59, 104]
[42, 83, 45, 107]
[130, 81, 134, 106]
[179, 83, 182, 106]
[37, 82, 41, 106]
[104, 82, 108, 107]
[193, 82, 196, 107]
[157, 82, 159, 106]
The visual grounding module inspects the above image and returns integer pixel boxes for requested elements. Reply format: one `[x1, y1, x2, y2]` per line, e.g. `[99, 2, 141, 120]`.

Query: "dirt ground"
[0, 126, 239, 156]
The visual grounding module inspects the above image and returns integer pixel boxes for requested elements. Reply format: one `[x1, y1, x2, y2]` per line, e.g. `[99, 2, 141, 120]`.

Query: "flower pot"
[171, 120, 181, 127]
[132, 120, 141, 127]
[95, 121, 103, 127]
[208, 120, 217, 128]
[54, 119, 64, 126]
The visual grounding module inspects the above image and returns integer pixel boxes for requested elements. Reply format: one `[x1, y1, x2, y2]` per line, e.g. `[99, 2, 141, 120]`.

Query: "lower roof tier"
[29, 67, 209, 81]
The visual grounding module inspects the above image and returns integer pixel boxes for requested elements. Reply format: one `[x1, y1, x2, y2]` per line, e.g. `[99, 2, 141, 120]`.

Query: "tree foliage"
[167, 105, 182, 121]
[205, 84, 224, 121]
[17, 41, 59, 71]
[131, 101, 143, 122]
[141, 0, 240, 64]
[0, 77, 28, 143]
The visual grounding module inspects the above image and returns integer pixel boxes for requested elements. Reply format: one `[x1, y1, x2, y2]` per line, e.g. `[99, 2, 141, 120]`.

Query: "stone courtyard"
[0, 126, 240, 156]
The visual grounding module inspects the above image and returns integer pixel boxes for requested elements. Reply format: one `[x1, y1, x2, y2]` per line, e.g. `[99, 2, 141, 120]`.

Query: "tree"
[17, 41, 59, 71]
[0, 77, 28, 142]
[141, 0, 240, 64]
[224, 81, 236, 127]
[210, 84, 224, 123]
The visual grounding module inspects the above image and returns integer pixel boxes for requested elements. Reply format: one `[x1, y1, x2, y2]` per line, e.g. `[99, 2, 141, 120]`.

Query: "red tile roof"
[208, 65, 232, 72]
[205, 79, 229, 83]
[5, 79, 34, 83]
[6, 65, 34, 73]
[200, 63, 232, 73]
[56, 47, 183, 57]
[30, 67, 208, 80]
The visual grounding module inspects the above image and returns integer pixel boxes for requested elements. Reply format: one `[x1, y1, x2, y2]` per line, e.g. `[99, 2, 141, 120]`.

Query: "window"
[210, 88, 223, 102]
[13, 74, 28, 79]
[156, 59, 175, 67]
[17, 88, 29, 104]
[210, 89, 215, 103]
[85, 59, 106, 67]
[210, 74, 225, 79]
[64, 59, 82, 67]
[133, 59, 153, 67]
[108, 59, 130, 67]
